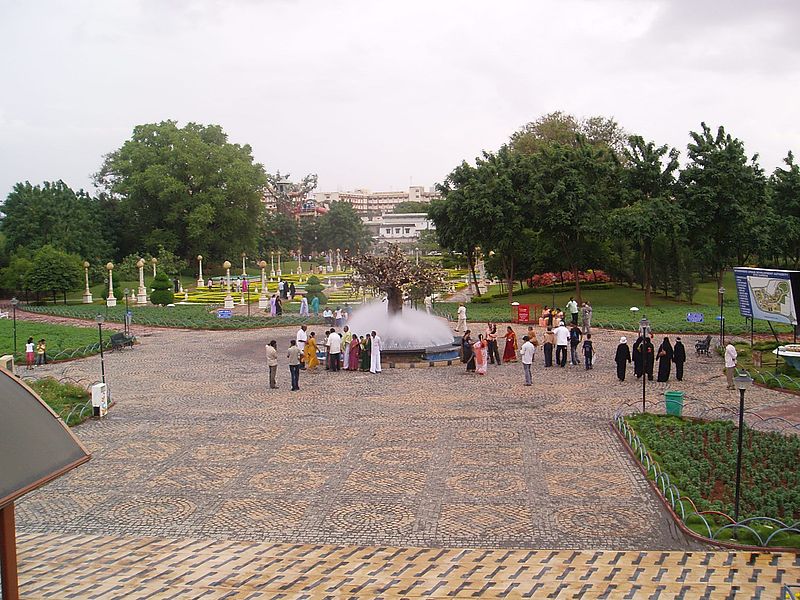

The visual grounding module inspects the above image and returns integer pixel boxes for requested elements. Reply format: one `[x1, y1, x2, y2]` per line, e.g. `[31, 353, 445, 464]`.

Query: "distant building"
[362, 213, 435, 245]
[314, 186, 440, 215]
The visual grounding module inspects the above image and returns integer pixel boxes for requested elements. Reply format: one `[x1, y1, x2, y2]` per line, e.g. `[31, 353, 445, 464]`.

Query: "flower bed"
[618, 413, 800, 548]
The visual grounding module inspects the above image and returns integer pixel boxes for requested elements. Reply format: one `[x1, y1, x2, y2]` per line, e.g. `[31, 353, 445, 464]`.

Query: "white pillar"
[277, 251, 282, 276]
[297, 248, 302, 274]
[82, 261, 93, 303]
[197, 255, 204, 288]
[270, 252, 275, 277]
[258, 261, 268, 309]
[137, 258, 147, 304]
[151, 257, 158, 278]
[223, 261, 234, 309]
[106, 262, 117, 307]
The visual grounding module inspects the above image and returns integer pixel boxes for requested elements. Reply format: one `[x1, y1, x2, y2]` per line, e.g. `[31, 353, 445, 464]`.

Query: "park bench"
[110, 332, 136, 351]
[695, 334, 712, 356]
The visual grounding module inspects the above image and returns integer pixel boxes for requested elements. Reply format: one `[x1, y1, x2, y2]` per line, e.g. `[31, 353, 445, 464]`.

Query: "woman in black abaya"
[656, 337, 673, 382]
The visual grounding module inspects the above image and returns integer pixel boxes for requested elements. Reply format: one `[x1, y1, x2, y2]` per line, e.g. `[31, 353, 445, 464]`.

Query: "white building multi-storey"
[314, 186, 440, 216]
[361, 213, 435, 246]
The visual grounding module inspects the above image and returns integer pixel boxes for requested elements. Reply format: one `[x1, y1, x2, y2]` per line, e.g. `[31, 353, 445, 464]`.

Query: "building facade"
[314, 186, 440, 215]
[361, 213, 434, 245]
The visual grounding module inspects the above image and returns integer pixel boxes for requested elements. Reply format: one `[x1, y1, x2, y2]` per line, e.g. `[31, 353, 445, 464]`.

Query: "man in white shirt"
[265, 340, 279, 389]
[456, 303, 467, 332]
[370, 330, 382, 373]
[323, 307, 333, 326]
[296, 325, 308, 369]
[520, 335, 535, 386]
[553, 321, 570, 368]
[566, 297, 579, 326]
[327, 329, 342, 371]
[724, 343, 738, 390]
[424, 295, 433, 314]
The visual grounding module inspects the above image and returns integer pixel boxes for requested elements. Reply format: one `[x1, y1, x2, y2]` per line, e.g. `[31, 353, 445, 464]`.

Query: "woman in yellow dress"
[304, 332, 320, 369]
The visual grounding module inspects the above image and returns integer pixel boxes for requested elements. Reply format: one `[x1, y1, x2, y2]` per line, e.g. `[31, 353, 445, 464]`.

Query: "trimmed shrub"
[304, 275, 328, 305]
[150, 271, 175, 306]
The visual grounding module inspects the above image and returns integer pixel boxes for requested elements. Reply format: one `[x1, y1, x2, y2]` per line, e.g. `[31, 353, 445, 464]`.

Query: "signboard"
[217, 309, 233, 319]
[517, 305, 531, 324]
[734, 267, 800, 326]
[687, 312, 704, 323]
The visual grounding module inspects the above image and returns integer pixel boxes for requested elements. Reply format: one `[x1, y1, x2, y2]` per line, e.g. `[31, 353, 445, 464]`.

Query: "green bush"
[471, 296, 493, 304]
[305, 275, 327, 305]
[149, 271, 175, 306]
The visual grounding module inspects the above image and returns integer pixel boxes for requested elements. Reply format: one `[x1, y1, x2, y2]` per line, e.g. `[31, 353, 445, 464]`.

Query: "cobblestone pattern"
[15, 532, 799, 599]
[16, 324, 796, 550]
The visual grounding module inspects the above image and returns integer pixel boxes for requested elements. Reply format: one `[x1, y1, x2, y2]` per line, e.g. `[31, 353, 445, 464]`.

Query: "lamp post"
[270, 252, 275, 278]
[640, 315, 651, 413]
[10, 297, 18, 359]
[82, 261, 93, 303]
[415, 247, 419, 266]
[223, 260, 233, 309]
[733, 374, 753, 524]
[258, 260, 268, 309]
[136, 258, 147, 304]
[151, 257, 158, 278]
[297, 247, 302, 274]
[106, 262, 117, 307]
[123, 289, 130, 335]
[719, 286, 726, 347]
[96, 314, 106, 385]
[197, 255, 204, 288]
[240, 252, 247, 306]
[277, 251, 282, 276]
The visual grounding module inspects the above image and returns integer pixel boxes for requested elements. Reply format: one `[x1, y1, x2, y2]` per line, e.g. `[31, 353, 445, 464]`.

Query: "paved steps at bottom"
[14, 532, 800, 599]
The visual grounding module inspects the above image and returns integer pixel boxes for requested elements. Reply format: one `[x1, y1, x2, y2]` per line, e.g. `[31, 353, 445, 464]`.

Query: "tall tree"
[769, 151, 800, 267]
[511, 111, 627, 160]
[259, 212, 300, 255]
[27, 245, 83, 304]
[316, 201, 372, 253]
[612, 136, 682, 306]
[678, 123, 768, 295]
[95, 121, 267, 261]
[1, 180, 113, 261]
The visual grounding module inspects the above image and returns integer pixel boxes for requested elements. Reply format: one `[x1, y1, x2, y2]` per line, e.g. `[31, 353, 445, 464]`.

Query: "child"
[35, 338, 46, 366]
[582, 333, 594, 370]
[25, 337, 35, 370]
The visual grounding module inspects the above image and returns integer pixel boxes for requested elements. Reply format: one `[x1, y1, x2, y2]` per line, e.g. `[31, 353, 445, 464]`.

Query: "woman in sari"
[473, 334, 488, 375]
[348, 334, 361, 370]
[502, 326, 518, 363]
[270, 294, 277, 316]
[304, 332, 319, 369]
[461, 330, 475, 372]
[359, 335, 371, 371]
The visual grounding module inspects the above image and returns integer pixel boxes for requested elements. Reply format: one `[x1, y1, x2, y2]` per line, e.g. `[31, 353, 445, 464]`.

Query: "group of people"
[265, 326, 383, 391]
[24, 337, 47, 370]
[614, 335, 687, 383]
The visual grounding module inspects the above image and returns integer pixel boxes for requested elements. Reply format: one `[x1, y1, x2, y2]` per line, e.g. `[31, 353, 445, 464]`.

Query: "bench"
[0, 310, 8, 319]
[110, 332, 136, 351]
[695, 334, 712, 356]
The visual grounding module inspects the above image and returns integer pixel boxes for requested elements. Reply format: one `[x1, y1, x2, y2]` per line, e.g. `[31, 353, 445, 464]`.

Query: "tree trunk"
[387, 287, 403, 315]
[469, 250, 481, 296]
[506, 258, 515, 304]
[643, 242, 653, 307]
[573, 265, 582, 305]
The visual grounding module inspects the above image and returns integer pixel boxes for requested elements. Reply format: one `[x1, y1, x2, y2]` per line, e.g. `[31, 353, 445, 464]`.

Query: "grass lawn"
[30, 377, 92, 426]
[625, 413, 800, 548]
[0, 319, 116, 360]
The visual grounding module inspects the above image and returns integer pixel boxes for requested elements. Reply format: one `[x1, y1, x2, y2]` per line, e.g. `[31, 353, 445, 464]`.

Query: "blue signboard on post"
[217, 309, 233, 319]
[687, 312, 704, 323]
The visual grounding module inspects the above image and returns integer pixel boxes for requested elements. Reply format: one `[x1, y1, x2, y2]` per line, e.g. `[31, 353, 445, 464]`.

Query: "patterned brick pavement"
[11, 322, 800, 597]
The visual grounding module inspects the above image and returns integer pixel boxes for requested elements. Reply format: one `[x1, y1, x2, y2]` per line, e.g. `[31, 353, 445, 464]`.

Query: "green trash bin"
[665, 391, 685, 416]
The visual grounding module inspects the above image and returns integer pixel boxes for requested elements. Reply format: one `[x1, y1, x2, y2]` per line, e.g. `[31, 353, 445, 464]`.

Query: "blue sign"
[687, 312, 704, 323]
[217, 309, 233, 319]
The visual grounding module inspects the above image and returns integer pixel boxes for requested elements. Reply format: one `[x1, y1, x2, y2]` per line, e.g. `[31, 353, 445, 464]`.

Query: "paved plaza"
[10, 317, 800, 597]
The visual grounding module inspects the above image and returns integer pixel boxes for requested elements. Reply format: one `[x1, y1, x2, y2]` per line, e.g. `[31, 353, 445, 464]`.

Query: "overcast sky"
[1, 0, 798, 198]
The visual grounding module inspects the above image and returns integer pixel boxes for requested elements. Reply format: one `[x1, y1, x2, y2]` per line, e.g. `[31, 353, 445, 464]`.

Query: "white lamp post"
[197, 255, 204, 288]
[733, 374, 754, 524]
[240, 252, 247, 305]
[136, 258, 147, 304]
[258, 260, 268, 309]
[277, 251, 282, 276]
[82, 261, 93, 303]
[270, 252, 275, 278]
[297, 247, 302, 274]
[106, 262, 117, 307]
[223, 260, 234, 309]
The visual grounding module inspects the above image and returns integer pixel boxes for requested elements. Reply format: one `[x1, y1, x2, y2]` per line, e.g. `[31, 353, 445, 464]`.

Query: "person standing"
[582, 333, 594, 370]
[632, 336, 643, 379]
[485, 322, 501, 365]
[456, 303, 467, 332]
[542, 327, 555, 368]
[287, 340, 301, 391]
[724, 342, 738, 390]
[289, 282, 296, 300]
[520, 335, 535, 386]
[553, 321, 570, 367]
[642, 336, 655, 381]
[673, 337, 687, 381]
[296, 325, 308, 368]
[360, 334, 372, 371]
[569, 323, 582, 366]
[35, 338, 47, 366]
[300, 296, 309, 317]
[581, 302, 590, 335]
[462, 330, 475, 372]
[656, 337, 673, 382]
[348, 333, 361, 370]
[275, 295, 283, 315]
[304, 332, 319, 369]
[310, 295, 320, 317]
[424, 295, 433, 314]
[370, 331, 382, 373]
[566, 297, 579, 326]
[615, 337, 631, 382]
[270, 294, 277, 317]
[341, 326, 353, 370]
[323, 307, 333, 326]
[502, 326, 518, 363]
[25, 337, 35, 370]
[473, 334, 488, 375]
[328, 329, 342, 371]
[585, 301, 593, 333]
[265, 340, 279, 389]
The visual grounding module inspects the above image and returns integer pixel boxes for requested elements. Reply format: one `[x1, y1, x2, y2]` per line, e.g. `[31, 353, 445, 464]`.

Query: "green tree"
[316, 201, 371, 253]
[299, 218, 321, 254]
[1, 181, 113, 261]
[304, 275, 327, 305]
[391, 201, 431, 214]
[511, 111, 627, 160]
[769, 151, 800, 267]
[678, 123, 768, 294]
[27, 245, 83, 304]
[95, 121, 267, 261]
[0, 254, 33, 294]
[149, 271, 175, 306]
[259, 212, 300, 255]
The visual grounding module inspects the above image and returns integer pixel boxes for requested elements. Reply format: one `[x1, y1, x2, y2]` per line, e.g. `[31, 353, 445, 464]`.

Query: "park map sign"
[734, 267, 800, 326]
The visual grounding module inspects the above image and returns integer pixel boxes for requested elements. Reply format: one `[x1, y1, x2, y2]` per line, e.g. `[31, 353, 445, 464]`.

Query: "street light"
[719, 286, 726, 347]
[733, 374, 753, 524]
[123, 288, 131, 336]
[10, 297, 19, 358]
[95, 314, 106, 386]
